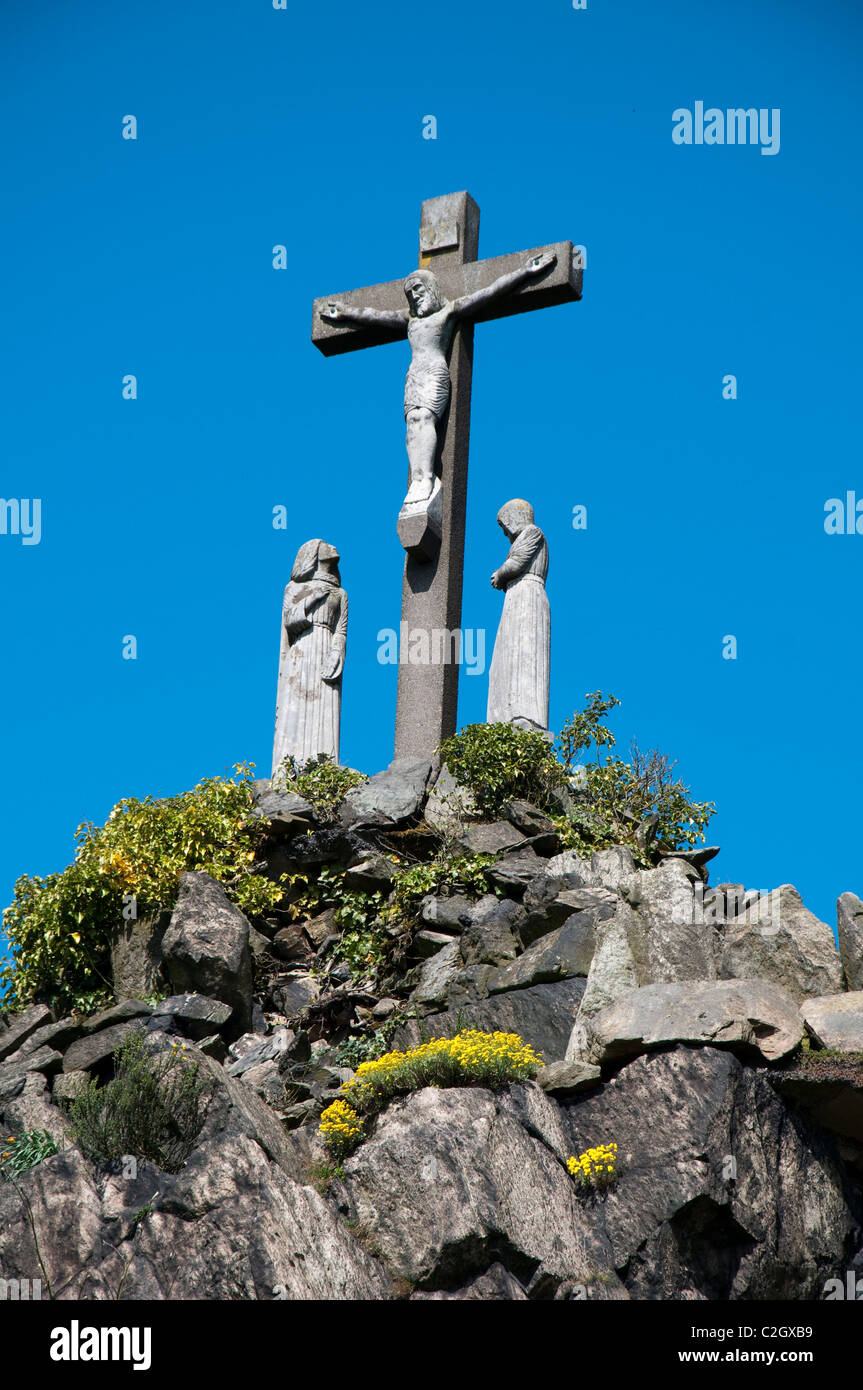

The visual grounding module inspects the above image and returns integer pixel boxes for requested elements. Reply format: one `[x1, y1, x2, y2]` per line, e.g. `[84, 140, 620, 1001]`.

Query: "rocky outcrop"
[2, 760, 861, 1303]
[562, 1047, 860, 1300]
[0, 1048, 391, 1300]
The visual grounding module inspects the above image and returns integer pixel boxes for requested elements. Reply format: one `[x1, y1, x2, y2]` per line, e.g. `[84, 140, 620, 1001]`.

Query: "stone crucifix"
[312, 191, 582, 761]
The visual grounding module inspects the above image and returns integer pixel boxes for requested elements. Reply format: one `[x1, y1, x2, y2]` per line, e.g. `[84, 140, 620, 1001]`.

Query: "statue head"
[403, 269, 443, 318]
[497, 498, 534, 539]
[292, 538, 341, 583]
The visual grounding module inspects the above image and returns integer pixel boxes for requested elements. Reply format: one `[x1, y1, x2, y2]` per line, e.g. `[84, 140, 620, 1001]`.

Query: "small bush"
[319, 1030, 543, 1158]
[568, 1142, 618, 1192]
[439, 722, 564, 819]
[65, 1029, 212, 1173]
[0, 1128, 59, 1180]
[2, 763, 284, 1014]
[274, 753, 367, 823]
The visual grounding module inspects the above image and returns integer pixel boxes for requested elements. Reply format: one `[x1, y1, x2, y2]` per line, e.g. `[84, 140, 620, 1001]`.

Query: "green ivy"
[388, 854, 496, 921]
[294, 867, 391, 983]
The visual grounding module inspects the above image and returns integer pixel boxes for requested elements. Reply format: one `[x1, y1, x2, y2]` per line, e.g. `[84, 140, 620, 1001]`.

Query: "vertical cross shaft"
[394, 191, 479, 762]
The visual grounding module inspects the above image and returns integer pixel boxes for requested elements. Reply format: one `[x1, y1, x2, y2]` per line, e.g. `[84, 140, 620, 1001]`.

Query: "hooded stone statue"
[487, 499, 550, 731]
[271, 539, 348, 775]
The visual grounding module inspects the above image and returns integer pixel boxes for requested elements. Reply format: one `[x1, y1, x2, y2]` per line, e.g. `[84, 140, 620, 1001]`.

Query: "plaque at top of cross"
[311, 191, 582, 762]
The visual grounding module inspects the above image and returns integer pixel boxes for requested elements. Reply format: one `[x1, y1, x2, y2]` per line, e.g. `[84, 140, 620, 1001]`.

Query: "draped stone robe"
[271, 576, 348, 775]
[487, 523, 550, 730]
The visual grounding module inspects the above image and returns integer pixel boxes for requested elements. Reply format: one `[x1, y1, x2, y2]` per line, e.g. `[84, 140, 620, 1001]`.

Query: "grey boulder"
[801, 992, 863, 1052]
[577, 979, 803, 1065]
[487, 913, 595, 994]
[397, 977, 585, 1062]
[718, 884, 843, 1002]
[161, 872, 253, 1036]
[110, 911, 168, 1002]
[837, 892, 863, 991]
[342, 758, 432, 826]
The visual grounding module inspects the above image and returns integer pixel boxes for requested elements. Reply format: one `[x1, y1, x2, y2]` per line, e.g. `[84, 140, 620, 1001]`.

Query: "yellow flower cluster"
[318, 1099, 365, 1158]
[318, 1030, 543, 1158]
[567, 1142, 618, 1189]
[343, 1029, 542, 1106]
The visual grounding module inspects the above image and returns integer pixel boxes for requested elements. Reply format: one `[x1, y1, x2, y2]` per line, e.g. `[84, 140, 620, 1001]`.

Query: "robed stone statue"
[271, 539, 348, 776]
[487, 499, 550, 732]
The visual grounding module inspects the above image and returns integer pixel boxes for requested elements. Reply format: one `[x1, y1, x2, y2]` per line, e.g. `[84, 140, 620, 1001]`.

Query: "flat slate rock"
[395, 977, 586, 1063]
[537, 1059, 602, 1096]
[801, 992, 863, 1052]
[63, 1019, 148, 1073]
[0, 1004, 51, 1063]
[272, 973, 321, 1020]
[5, 1016, 83, 1065]
[457, 821, 526, 856]
[252, 789, 316, 831]
[488, 914, 596, 995]
[154, 993, 233, 1040]
[486, 848, 545, 896]
[342, 758, 432, 825]
[80, 999, 152, 1035]
[0, 1045, 64, 1105]
[581, 979, 803, 1065]
[503, 800, 556, 837]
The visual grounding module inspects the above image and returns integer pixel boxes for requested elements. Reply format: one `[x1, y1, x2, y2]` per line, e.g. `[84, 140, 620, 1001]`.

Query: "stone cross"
[312, 191, 582, 761]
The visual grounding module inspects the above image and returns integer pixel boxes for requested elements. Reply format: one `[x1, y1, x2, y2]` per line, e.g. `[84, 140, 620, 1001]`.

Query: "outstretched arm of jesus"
[320, 300, 409, 330]
[453, 251, 557, 318]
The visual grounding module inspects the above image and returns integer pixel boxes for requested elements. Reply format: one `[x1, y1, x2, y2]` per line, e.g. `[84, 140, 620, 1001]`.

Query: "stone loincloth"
[404, 361, 451, 419]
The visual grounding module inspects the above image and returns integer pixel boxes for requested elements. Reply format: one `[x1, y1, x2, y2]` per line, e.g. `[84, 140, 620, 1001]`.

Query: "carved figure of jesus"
[320, 253, 556, 509]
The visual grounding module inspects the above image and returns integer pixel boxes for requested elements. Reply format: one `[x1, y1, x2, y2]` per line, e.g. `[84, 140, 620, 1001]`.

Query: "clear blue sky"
[2, 0, 861, 960]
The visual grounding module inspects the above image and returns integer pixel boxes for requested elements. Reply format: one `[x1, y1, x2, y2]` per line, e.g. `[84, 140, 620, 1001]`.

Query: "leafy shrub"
[567, 1142, 618, 1192]
[2, 763, 283, 1014]
[274, 753, 367, 823]
[555, 691, 621, 770]
[439, 722, 565, 819]
[319, 1030, 543, 1158]
[580, 744, 715, 855]
[0, 1128, 59, 1180]
[64, 1029, 212, 1173]
[440, 694, 715, 865]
